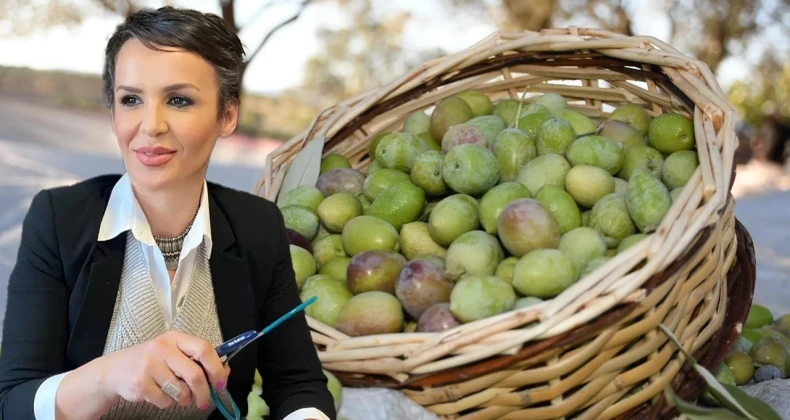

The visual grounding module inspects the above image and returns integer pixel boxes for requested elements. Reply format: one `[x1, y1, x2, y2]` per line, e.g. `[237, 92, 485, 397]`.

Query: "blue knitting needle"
[215, 296, 318, 363]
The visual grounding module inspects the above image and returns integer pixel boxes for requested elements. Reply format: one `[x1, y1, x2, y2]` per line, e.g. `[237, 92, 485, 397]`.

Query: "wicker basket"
[252, 27, 756, 419]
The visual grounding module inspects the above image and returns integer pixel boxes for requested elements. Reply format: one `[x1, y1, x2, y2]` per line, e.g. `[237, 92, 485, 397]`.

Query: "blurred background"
[0, 0, 788, 337]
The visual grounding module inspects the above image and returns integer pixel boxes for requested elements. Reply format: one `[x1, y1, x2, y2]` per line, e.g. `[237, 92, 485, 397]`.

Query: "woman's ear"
[219, 100, 239, 138]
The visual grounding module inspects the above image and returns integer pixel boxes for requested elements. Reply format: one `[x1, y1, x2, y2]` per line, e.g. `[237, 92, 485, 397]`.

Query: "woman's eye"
[169, 95, 193, 108]
[119, 95, 141, 106]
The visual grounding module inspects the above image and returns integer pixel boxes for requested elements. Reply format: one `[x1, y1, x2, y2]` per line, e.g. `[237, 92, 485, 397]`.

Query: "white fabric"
[740, 379, 790, 419]
[337, 388, 438, 420]
[33, 173, 329, 420]
[284, 407, 332, 420]
[32, 373, 68, 420]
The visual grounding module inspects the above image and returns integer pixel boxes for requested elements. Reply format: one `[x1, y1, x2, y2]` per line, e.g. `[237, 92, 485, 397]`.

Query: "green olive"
[724, 351, 754, 386]
[750, 336, 789, 378]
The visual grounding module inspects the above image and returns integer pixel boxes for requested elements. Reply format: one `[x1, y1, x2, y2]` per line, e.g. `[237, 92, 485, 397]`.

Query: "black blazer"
[0, 174, 336, 420]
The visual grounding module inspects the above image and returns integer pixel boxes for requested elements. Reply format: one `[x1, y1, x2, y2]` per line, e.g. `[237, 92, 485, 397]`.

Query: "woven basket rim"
[254, 27, 733, 185]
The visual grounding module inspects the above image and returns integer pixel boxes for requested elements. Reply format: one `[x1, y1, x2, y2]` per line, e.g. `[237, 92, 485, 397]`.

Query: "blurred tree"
[301, 0, 446, 106]
[446, 0, 789, 74]
[0, 0, 311, 83]
[0, 0, 162, 34]
[442, 0, 790, 143]
[0, 0, 85, 31]
[728, 57, 790, 126]
[445, 0, 631, 37]
[665, 0, 789, 74]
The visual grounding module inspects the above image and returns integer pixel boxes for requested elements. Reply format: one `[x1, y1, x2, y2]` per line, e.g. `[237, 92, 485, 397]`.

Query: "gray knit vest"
[100, 232, 233, 419]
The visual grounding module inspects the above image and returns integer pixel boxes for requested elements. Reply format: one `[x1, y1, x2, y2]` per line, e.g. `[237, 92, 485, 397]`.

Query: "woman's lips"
[135, 146, 176, 167]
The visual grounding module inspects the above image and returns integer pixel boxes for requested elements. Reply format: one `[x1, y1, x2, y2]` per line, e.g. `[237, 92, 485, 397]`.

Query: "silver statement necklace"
[154, 209, 199, 271]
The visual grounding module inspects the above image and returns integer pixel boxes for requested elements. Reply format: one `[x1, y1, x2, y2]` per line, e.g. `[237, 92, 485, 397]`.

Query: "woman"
[0, 6, 335, 420]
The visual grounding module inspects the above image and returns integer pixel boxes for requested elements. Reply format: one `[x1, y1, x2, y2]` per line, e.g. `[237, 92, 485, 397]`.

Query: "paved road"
[0, 95, 119, 155]
[733, 190, 790, 317]
[0, 95, 271, 339]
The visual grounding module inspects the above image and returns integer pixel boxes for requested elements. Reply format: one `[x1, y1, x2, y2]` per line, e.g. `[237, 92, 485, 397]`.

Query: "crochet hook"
[215, 295, 318, 363]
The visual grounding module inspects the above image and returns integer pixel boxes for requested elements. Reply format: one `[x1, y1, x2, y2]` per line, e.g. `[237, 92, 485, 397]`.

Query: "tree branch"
[220, 0, 237, 32]
[613, 4, 633, 35]
[584, 0, 614, 32]
[665, 0, 681, 46]
[240, 0, 297, 29]
[242, 0, 310, 70]
[95, 0, 121, 14]
[95, 0, 138, 17]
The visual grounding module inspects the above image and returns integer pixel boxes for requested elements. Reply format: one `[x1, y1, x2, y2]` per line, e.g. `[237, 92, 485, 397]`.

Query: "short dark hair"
[102, 6, 245, 116]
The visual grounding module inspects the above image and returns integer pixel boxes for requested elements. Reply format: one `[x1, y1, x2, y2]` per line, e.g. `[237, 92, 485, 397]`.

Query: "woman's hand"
[99, 330, 230, 410]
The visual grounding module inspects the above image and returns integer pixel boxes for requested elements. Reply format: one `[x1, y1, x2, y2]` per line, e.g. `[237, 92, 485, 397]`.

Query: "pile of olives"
[705, 303, 790, 399]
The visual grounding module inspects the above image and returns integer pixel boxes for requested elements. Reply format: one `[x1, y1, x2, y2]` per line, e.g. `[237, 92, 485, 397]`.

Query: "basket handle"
[300, 107, 334, 150]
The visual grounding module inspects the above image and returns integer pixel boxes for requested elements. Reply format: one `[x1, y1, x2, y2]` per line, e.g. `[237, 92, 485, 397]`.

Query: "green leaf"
[277, 135, 325, 206]
[659, 324, 781, 420]
[658, 324, 698, 364]
[718, 383, 783, 420]
[664, 387, 747, 420]
[693, 364, 757, 419]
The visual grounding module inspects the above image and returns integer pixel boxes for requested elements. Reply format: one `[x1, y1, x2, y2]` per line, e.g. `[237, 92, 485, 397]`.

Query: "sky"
[0, 0, 752, 95]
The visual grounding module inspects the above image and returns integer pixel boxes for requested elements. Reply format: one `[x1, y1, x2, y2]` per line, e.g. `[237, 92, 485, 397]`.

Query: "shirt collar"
[98, 173, 213, 258]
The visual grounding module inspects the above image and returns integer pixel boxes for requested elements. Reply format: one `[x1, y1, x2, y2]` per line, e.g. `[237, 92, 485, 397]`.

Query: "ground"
[728, 157, 790, 316]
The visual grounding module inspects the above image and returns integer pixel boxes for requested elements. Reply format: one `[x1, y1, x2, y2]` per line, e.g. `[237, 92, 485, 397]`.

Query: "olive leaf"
[658, 324, 782, 420]
[276, 135, 325, 206]
[717, 384, 783, 420]
[694, 362, 757, 419]
[663, 387, 746, 420]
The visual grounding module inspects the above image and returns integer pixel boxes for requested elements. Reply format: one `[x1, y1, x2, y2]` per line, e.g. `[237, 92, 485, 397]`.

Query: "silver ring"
[161, 381, 181, 401]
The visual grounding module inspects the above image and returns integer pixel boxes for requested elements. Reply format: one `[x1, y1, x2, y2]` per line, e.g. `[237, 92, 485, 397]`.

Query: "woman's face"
[111, 38, 237, 192]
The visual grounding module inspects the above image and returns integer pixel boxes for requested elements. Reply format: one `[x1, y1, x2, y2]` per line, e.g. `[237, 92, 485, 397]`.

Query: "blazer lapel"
[207, 190, 256, 351]
[67, 229, 126, 369]
[207, 190, 257, 401]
